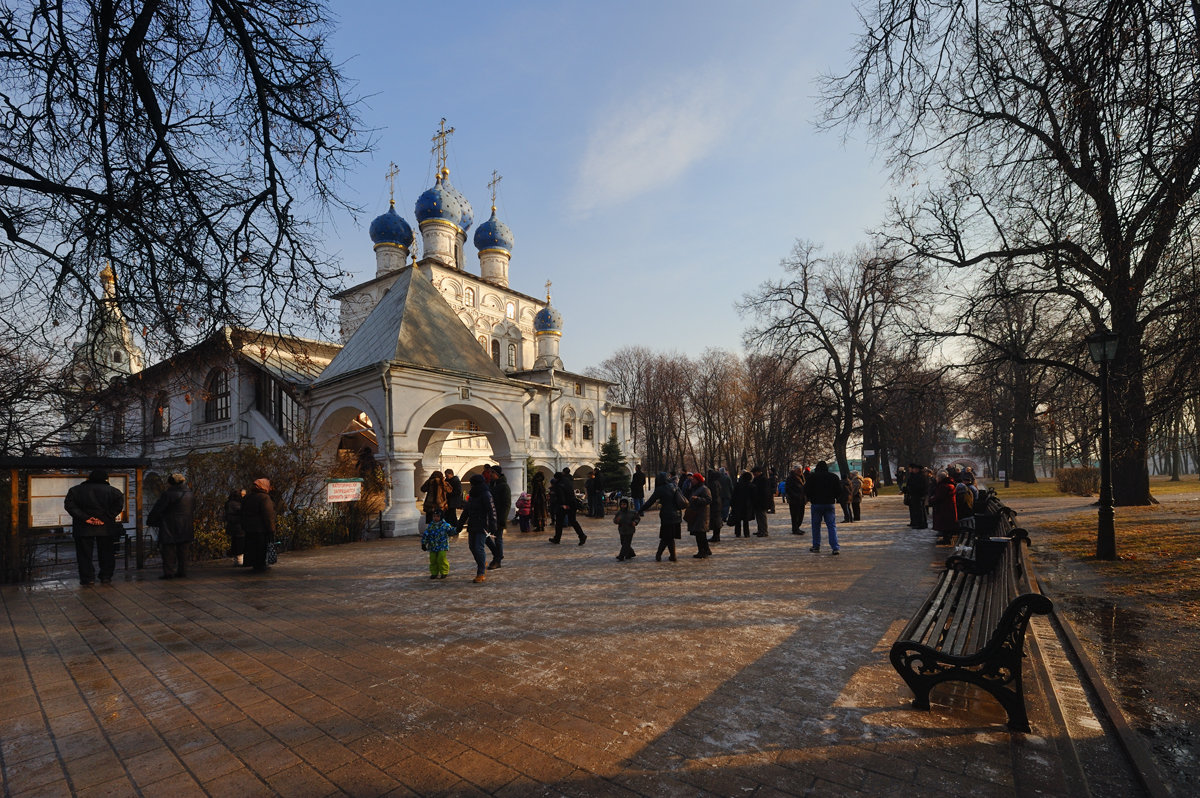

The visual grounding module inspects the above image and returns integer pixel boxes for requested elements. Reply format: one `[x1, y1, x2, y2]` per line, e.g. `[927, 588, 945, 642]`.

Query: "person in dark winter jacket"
[903, 464, 929, 529]
[805, 461, 842, 554]
[706, 468, 726, 543]
[456, 474, 497, 582]
[549, 468, 586, 545]
[684, 473, 713, 558]
[613, 498, 640, 560]
[839, 474, 854, 523]
[639, 472, 688, 561]
[530, 471, 548, 532]
[730, 471, 755, 537]
[147, 473, 195, 579]
[931, 471, 959, 544]
[444, 469, 464, 528]
[64, 470, 125, 586]
[225, 489, 245, 565]
[718, 467, 734, 522]
[630, 466, 647, 512]
[751, 467, 772, 536]
[586, 470, 605, 518]
[486, 468, 511, 569]
[784, 466, 807, 535]
[240, 478, 277, 573]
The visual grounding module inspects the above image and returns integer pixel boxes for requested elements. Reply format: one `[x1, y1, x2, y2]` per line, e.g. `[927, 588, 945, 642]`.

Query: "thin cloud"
[571, 73, 741, 216]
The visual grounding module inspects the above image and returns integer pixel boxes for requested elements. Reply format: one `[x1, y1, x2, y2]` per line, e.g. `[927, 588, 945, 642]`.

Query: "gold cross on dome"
[385, 162, 399, 205]
[488, 170, 503, 208]
[545, 279, 552, 303]
[431, 118, 455, 174]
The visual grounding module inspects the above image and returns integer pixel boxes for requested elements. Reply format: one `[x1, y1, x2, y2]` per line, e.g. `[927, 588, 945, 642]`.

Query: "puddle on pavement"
[1064, 595, 1199, 791]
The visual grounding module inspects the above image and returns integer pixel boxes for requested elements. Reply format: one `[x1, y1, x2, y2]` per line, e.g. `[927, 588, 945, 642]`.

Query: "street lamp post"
[1086, 330, 1119, 560]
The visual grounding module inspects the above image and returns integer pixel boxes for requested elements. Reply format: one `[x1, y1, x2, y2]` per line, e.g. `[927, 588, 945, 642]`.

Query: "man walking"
[549, 467, 586, 545]
[805, 461, 842, 555]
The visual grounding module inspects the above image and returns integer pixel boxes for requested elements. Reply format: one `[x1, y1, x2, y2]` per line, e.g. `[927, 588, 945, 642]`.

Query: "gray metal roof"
[316, 266, 507, 385]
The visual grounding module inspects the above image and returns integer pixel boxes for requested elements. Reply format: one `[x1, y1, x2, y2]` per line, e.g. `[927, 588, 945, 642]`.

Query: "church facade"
[77, 143, 636, 536]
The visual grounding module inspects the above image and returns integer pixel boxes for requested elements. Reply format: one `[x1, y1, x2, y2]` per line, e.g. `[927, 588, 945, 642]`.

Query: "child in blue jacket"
[421, 509, 453, 579]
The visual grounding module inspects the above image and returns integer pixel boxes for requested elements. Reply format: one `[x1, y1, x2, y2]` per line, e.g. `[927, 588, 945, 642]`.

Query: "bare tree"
[0, 1, 367, 363]
[825, 0, 1200, 504]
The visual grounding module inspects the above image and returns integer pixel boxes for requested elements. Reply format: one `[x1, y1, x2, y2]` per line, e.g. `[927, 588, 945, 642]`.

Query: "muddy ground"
[1010, 493, 1200, 796]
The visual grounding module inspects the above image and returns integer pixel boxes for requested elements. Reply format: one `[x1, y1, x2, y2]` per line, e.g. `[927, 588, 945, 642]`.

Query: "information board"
[326, 479, 363, 503]
[29, 474, 130, 529]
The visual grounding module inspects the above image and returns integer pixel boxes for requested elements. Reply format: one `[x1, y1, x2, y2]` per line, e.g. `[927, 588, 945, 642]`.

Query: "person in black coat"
[147, 473, 195, 579]
[639, 472, 688, 561]
[240, 478, 277, 573]
[549, 468, 586, 545]
[456, 474, 497, 582]
[586, 470, 605, 518]
[706, 468, 726, 543]
[630, 466, 646, 512]
[530, 471, 548, 532]
[751, 467, 772, 536]
[444, 469, 464, 529]
[487, 468, 511, 569]
[903, 464, 929, 529]
[684, 473, 712, 558]
[225, 489, 245, 565]
[64, 470, 125, 586]
[730, 471, 754, 538]
[784, 466, 807, 535]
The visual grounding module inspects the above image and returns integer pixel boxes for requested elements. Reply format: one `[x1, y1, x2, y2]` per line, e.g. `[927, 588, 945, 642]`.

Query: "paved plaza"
[1, 497, 1136, 797]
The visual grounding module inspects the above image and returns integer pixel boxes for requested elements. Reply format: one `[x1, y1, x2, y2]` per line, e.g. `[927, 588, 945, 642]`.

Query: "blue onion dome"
[414, 173, 464, 228]
[368, 203, 415, 248]
[473, 207, 514, 252]
[441, 175, 473, 232]
[533, 303, 563, 333]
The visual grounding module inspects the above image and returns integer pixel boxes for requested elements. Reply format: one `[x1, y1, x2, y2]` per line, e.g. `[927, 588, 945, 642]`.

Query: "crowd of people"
[65, 470, 280, 586]
[411, 462, 879, 575]
[899, 463, 979, 543]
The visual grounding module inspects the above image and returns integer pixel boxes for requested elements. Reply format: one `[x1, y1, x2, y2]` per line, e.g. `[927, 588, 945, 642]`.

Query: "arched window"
[464, 286, 475, 307]
[203, 368, 230, 423]
[491, 340, 500, 366]
[151, 392, 170, 438]
[563, 422, 573, 440]
[478, 335, 487, 349]
[110, 410, 124, 444]
[507, 343, 517, 368]
[505, 301, 516, 320]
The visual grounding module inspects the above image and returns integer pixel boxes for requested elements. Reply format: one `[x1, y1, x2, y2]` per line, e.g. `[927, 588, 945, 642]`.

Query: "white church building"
[77, 138, 636, 536]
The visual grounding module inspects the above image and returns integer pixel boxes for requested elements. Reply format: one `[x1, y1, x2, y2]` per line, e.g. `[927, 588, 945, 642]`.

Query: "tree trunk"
[1010, 382, 1038, 482]
[1109, 335, 1152, 506]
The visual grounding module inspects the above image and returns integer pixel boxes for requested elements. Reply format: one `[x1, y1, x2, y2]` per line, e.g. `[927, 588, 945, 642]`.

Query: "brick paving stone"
[0, 497, 1136, 797]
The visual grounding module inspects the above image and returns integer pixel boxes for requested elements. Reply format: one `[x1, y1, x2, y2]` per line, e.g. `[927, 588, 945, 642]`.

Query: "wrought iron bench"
[890, 533, 1052, 731]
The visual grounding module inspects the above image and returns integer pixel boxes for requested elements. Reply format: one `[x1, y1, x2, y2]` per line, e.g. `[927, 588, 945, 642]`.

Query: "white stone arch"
[519, 307, 537, 326]
[310, 393, 386, 457]
[400, 392, 520, 461]
[481, 292, 504, 312]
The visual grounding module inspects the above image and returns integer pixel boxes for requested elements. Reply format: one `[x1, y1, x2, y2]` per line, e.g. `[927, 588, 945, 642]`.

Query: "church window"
[530, 413, 541, 437]
[564, 422, 573, 440]
[506, 301, 515, 320]
[491, 340, 500, 366]
[111, 410, 124, 444]
[611, 422, 618, 438]
[464, 287, 475, 306]
[477, 335, 487, 349]
[202, 368, 230, 423]
[507, 343, 516, 368]
[582, 424, 592, 441]
[574, 382, 582, 396]
[113, 350, 124, 364]
[151, 392, 170, 438]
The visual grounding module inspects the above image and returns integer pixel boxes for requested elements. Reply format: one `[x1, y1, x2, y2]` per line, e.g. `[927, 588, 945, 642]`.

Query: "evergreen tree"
[598, 433, 630, 493]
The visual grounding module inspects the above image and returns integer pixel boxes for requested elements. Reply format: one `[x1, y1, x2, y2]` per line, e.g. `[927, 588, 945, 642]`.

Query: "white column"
[383, 451, 422, 537]
[498, 455, 526, 494]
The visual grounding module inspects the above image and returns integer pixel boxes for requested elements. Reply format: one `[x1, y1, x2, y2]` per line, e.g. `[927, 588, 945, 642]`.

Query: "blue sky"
[323, 1, 890, 370]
